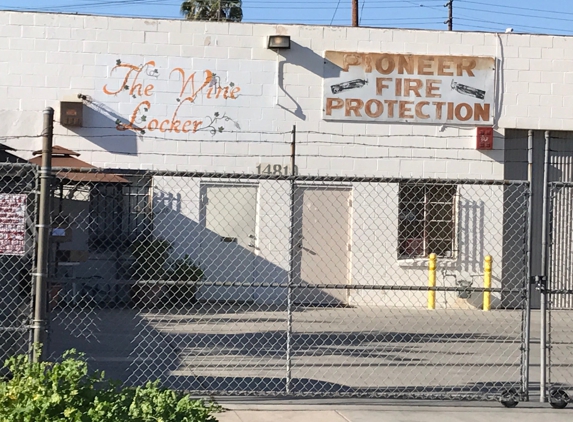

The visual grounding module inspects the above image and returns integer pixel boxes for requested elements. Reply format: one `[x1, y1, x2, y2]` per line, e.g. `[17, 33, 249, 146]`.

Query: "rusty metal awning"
[29, 146, 129, 184]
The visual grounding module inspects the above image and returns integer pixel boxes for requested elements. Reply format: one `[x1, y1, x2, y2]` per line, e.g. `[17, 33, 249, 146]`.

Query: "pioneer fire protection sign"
[323, 51, 495, 125]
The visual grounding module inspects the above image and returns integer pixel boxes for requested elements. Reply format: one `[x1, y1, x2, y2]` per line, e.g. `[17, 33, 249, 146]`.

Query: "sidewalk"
[216, 399, 573, 422]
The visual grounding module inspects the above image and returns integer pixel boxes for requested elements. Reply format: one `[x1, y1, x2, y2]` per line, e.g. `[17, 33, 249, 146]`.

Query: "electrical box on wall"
[60, 101, 83, 127]
[476, 127, 494, 150]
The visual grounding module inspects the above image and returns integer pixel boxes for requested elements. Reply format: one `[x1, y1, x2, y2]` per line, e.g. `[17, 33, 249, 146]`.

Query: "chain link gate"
[45, 168, 530, 402]
[0, 163, 38, 375]
[546, 182, 573, 408]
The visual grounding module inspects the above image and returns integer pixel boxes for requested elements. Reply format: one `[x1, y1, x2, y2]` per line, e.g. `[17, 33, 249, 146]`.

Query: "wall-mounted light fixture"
[267, 35, 290, 50]
[268, 35, 291, 107]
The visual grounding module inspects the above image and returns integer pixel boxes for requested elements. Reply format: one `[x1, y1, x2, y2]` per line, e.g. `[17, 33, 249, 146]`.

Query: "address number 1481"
[256, 163, 298, 176]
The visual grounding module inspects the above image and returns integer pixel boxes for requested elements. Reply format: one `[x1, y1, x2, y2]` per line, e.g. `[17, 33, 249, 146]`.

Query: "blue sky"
[1, 0, 572, 35]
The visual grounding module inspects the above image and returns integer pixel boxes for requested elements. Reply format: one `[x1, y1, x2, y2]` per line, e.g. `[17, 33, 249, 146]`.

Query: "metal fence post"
[28, 169, 40, 363]
[286, 124, 296, 394]
[31, 107, 54, 362]
[539, 130, 551, 402]
[521, 129, 534, 401]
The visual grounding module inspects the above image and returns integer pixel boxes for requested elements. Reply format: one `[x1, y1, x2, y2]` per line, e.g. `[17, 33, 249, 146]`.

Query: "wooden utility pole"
[352, 0, 359, 27]
[445, 0, 453, 31]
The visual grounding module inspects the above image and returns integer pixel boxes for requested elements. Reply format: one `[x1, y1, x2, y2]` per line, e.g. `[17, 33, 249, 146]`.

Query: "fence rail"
[48, 278, 524, 293]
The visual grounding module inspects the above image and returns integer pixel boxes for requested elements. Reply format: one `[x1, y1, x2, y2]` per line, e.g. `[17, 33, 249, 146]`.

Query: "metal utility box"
[60, 101, 83, 127]
[476, 126, 494, 150]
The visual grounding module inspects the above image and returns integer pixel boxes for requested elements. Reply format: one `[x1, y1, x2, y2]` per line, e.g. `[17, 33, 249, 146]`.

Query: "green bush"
[130, 238, 173, 281]
[166, 256, 204, 305]
[129, 238, 205, 308]
[0, 349, 221, 422]
[169, 256, 204, 283]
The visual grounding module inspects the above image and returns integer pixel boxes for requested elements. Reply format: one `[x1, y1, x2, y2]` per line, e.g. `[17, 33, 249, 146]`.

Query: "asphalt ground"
[48, 303, 573, 402]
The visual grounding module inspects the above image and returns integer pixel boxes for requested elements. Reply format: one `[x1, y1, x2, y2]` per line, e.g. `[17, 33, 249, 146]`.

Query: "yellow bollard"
[483, 255, 492, 311]
[428, 253, 436, 310]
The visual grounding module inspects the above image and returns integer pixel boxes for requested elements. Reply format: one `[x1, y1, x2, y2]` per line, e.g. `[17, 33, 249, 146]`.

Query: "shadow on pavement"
[48, 305, 528, 400]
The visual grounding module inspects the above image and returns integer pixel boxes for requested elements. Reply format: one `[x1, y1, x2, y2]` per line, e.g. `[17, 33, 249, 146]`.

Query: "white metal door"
[199, 184, 258, 302]
[294, 187, 351, 306]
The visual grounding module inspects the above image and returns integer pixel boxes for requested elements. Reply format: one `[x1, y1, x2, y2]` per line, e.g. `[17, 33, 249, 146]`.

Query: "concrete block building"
[1, 10, 572, 309]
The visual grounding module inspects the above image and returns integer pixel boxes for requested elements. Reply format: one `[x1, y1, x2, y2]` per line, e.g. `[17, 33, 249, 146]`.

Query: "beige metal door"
[294, 187, 351, 306]
[199, 184, 258, 302]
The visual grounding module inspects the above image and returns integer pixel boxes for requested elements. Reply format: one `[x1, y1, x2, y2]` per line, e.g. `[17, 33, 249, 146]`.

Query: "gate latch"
[531, 275, 547, 293]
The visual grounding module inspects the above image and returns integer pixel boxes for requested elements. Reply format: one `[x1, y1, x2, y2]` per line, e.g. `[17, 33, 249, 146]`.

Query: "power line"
[0, 0, 448, 11]
[2, 1, 573, 35]
[329, 0, 342, 25]
[359, 0, 366, 25]
[248, 17, 444, 24]
[2, 0, 570, 34]
[2, 0, 571, 15]
[463, 0, 573, 17]
[456, 16, 573, 34]
[0, 0, 162, 11]
[457, 5, 573, 22]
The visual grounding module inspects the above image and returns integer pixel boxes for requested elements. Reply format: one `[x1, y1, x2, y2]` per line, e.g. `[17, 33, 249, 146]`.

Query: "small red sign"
[476, 127, 494, 150]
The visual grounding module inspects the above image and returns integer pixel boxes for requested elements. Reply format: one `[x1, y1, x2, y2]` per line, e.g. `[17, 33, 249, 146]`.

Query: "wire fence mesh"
[0, 163, 37, 376]
[43, 168, 530, 400]
[547, 182, 573, 406]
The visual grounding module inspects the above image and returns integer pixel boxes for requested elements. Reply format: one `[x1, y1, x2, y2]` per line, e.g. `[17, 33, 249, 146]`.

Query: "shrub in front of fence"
[0, 348, 221, 422]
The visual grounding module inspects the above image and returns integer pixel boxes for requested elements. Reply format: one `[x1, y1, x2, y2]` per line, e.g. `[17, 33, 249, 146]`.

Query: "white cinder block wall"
[7, 10, 573, 173]
[1, 11, 565, 307]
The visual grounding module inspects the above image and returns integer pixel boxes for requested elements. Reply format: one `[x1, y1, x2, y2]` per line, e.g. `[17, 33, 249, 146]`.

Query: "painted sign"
[0, 194, 27, 256]
[323, 51, 495, 125]
[99, 59, 242, 136]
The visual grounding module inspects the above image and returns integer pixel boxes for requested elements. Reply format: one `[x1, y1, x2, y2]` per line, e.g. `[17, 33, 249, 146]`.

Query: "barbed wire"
[53, 133, 293, 143]
[0, 129, 546, 165]
[43, 128, 486, 151]
[49, 134, 491, 151]
[300, 131, 477, 137]
[0, 135, 42, 141]
[51, 127, 482, 140]
[299, 140, 478, 150]
[8, 147, 531, 163]
[54, 122, 293, 136]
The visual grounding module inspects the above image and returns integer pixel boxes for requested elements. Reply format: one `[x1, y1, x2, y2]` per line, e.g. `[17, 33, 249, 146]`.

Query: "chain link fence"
[43, 168, 530, 401]
[547, 182, 573, 407]
[0, 163, 37, 376]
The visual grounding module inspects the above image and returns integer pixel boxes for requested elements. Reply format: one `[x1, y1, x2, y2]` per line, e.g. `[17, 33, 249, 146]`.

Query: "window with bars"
[88, 177, 152, 252]
[398, 183, 457, 259]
